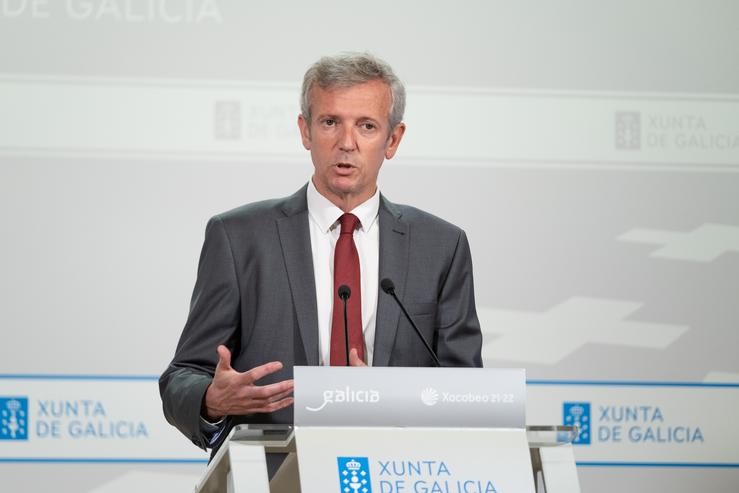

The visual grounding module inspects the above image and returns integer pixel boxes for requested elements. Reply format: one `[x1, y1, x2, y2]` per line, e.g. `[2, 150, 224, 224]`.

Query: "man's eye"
[323, 119, 335, 126]
[361, 123, 376, 130]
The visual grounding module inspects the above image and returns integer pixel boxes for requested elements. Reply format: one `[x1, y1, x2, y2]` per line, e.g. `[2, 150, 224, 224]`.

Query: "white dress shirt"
[306, 179, 380, 366]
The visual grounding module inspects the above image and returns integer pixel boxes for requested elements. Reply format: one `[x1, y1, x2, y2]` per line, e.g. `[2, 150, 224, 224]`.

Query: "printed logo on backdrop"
[563, 400, 704, 446]
[1, 395, 149, 442]
[0, 397, 29, 441]
[563, 402, 591, 445]
[615, 112, 642, 150]
[338, 457, 372, 493]
[615, 110, 739, 152]
[0, 377, 213, 461]
[214, 101, 242, 141]
[212, 99, 301, 143]
[0, 0, 223, 24]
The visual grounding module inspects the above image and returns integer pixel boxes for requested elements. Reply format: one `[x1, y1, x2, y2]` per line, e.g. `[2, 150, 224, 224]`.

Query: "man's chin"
[328, 177, 359, 195]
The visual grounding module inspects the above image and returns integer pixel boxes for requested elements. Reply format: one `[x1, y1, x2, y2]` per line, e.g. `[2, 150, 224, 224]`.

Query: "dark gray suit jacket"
[159, 184, 482, 453]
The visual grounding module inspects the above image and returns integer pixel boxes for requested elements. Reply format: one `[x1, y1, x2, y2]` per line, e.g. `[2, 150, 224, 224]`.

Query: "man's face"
[298, 80, 405, 210]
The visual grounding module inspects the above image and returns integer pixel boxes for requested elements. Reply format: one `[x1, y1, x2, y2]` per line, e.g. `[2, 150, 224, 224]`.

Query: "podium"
[194, 367, 580, 493]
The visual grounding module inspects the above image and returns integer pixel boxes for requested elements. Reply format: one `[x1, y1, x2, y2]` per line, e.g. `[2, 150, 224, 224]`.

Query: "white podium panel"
[296, 427, 535, 493]
[538, 446, 580, 493]
[193, 368, 579, 493]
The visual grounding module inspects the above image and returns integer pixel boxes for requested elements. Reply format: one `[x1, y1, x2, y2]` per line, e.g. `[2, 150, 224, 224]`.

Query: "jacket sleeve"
[159, 215, 241, 449]
[435, 230, 483, 367]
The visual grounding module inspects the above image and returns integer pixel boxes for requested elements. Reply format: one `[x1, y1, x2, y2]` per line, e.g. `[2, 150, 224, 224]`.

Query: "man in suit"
[159, 53, 482, 463]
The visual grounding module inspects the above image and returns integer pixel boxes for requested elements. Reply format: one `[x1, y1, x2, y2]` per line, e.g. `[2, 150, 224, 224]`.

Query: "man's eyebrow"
[349, 115, 382, 127]
[314, 113, 383, 125]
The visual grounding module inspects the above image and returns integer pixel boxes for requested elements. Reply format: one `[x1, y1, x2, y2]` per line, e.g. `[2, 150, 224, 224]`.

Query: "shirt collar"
[307, 178, 380, 234]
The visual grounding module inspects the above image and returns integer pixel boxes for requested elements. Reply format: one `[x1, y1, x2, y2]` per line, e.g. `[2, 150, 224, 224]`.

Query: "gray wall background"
[1, 1, 738, 491]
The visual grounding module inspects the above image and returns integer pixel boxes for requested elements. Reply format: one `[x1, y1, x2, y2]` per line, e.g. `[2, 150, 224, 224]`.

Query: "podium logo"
[1, 397, 29, 441]
[420, 387, 439, 406]
[564, 402, 591, 445]
[305, 387, 380, 412]
[337, 456, 372, 493]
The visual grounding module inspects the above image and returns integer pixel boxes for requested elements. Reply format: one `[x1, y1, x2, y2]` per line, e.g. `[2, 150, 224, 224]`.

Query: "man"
[159, 53, 482, 463]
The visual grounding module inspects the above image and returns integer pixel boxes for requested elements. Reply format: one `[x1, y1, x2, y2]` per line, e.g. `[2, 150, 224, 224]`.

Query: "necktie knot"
[339, 213, 360, 235]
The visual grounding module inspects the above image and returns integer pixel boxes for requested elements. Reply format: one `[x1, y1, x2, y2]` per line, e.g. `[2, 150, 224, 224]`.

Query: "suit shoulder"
[393, 203, 464, 236]
[208, 187, 306, 230]
[215, 197, 286, 224]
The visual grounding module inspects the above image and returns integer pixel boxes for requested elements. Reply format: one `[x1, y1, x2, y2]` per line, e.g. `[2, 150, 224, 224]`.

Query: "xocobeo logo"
[420, 388, 439, 406]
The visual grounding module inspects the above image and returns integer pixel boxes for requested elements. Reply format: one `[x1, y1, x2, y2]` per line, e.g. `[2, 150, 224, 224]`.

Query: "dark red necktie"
[330, 213, 365, 365]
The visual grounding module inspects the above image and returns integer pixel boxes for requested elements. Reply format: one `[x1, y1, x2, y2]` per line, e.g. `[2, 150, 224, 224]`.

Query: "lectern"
[194, 367, 580, 493]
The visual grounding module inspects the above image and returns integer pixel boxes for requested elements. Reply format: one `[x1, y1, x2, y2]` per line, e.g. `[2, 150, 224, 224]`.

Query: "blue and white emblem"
[563, 402, 591, 445]
[0, 397, 29, 441]
[337, 456, 372, 493]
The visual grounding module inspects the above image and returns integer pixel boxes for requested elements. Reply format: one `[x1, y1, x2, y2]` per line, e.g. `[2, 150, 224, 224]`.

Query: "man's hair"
[300, 52, 406, 130]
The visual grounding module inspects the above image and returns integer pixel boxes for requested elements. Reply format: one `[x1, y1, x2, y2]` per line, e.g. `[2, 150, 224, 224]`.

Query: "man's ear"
[298, 114, 312, 150]
[384, 122, 406, 159]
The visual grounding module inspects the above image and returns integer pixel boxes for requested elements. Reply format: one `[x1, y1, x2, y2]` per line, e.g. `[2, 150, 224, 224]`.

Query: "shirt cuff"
[199, 415, 226, 447]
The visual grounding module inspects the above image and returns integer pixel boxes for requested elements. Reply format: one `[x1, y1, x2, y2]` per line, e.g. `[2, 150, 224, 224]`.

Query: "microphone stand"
[338, 285, 351, 366]
[381, 279, 441, 367]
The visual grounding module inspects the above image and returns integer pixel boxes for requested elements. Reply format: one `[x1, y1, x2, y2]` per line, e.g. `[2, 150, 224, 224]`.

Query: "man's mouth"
[336, 163, 354, 169]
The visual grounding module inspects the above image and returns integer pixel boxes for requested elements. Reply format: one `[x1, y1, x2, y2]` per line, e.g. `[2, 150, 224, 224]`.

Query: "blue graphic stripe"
[1, 458, 735, 468]
[1, 374, 737, 386]
[527, 380, 739, 388]
[577, 462, 739, 468]
[0, 374, 158, 381]
[0, 458, 208, 464]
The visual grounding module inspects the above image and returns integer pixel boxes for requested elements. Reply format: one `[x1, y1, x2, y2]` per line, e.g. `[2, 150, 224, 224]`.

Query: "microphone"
[380, 278, 441, 367]
[338, 284, 351, 366]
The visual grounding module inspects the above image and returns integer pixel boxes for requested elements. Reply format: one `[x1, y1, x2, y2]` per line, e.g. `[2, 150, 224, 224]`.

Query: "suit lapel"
[276, 185, 320, 366]
[372, 195, 409, 366]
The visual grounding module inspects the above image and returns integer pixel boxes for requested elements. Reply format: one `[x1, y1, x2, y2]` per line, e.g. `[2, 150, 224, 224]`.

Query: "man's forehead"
[311, 81, 390, 101]
[309, 81, 391, 117]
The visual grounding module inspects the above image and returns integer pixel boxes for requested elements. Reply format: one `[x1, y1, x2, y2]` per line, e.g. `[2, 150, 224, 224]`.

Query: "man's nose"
[338, 125, 357, 152]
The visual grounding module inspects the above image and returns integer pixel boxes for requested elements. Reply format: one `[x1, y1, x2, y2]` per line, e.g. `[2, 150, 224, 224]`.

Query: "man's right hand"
[202, 345, 295, 422]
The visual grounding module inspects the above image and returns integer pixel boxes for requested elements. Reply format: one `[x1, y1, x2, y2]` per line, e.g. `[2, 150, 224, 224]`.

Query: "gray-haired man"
[160, 53, 482, 469]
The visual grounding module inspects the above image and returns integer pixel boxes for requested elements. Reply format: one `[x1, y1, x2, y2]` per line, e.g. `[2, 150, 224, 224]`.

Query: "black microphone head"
[380, 278, 395, 294]
[338, 284, 351, 300]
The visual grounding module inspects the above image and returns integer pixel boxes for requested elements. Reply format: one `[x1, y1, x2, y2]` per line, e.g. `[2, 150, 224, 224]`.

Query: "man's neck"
[312, 181, 376, 213]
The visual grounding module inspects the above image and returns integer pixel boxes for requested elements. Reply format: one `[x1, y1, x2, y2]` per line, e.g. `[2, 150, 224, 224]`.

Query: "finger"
[231, 392, 295, 415]
[244, 379, 294, 400]
[349, 348, 367, 367]
[215, 345, 233, 374]
[240, 392, 292, 411]
[242, 361, 285, 383]
[248, 396, 295, 415]
[268, 387, 295, 403]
